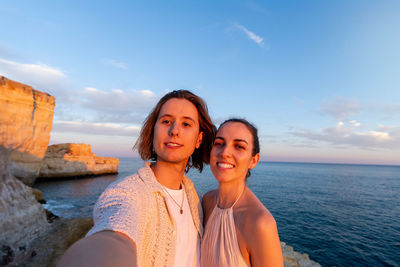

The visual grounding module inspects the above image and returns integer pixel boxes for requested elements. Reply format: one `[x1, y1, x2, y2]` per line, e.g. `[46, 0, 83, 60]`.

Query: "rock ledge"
[39, 143, 119, 178]
[282, 242, 322, 267]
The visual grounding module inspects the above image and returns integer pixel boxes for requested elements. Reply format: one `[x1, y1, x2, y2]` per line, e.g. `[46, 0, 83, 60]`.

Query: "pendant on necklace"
[180, 209, 183, 214]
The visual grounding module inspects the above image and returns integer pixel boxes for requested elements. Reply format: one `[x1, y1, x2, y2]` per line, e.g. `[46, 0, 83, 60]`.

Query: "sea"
[34, 158, 400, 267]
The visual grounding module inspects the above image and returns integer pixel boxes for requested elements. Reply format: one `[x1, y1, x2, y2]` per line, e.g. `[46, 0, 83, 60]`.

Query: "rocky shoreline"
[0, 76, 320, 266]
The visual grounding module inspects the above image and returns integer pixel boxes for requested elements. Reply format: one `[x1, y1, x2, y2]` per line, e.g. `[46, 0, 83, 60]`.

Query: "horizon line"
[111, 156, 400, 168]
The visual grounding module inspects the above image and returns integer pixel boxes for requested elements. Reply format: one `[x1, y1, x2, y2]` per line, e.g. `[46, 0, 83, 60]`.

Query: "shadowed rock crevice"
[31, 89, 38, 139]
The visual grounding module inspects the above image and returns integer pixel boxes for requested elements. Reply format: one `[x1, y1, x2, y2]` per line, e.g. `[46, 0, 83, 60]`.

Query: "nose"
[218, 144, 231, 158]
[168, 122, 179, 136]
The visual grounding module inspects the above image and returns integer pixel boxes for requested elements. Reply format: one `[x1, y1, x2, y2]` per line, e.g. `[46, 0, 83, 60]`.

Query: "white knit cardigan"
[86, 163, 204, 267]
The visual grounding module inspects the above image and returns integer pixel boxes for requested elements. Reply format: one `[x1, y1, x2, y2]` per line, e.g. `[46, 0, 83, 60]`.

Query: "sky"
[1, 0, 399, 165]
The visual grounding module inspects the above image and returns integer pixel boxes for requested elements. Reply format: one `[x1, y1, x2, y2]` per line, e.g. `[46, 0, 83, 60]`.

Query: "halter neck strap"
[217, 186, 246, 209]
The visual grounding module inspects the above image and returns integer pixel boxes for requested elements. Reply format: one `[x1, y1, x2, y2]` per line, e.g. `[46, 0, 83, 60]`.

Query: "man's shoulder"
[112, 172, 144, 188]
[101, 171, 152, 200]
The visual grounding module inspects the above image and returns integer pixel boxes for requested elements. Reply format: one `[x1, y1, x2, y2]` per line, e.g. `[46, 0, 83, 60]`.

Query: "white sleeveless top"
[163, 186, 200, 267]
[200, 191, 249, 267]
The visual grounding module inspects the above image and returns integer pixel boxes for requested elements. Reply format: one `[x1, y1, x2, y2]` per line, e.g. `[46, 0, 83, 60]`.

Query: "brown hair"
[134, 90, 216, 172]
[218, 118, 260, 178]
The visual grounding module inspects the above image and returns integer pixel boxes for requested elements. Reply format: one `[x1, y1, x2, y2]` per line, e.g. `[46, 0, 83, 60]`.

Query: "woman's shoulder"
[242, 190, 277, 235]
[240, 190, 283, 266]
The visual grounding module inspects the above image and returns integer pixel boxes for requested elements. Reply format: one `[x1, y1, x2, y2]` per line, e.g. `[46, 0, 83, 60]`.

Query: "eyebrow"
[159, 114, 196, 123]
[215, 136, 249, 145]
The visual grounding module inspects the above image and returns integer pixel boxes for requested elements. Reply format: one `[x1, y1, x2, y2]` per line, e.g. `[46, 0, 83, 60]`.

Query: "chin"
[212, 172, 230, 182]
[161, 155, 189, 164]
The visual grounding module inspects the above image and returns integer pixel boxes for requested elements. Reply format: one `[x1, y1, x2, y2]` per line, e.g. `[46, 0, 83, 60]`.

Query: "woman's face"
[210, 122, 259, 184]
[153, 98, 203, 165]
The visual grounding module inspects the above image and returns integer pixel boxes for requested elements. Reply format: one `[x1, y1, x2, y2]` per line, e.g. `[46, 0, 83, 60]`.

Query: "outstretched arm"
[57, 230, 137, 267]
[249, 215, 283, 267]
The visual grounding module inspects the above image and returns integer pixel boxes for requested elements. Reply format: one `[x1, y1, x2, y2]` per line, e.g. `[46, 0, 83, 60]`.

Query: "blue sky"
[1, 1, 399, 165]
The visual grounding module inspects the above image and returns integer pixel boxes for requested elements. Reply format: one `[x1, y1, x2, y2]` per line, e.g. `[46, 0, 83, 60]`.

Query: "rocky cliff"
[39, 143, 119, 178]
[0, 76, 55, 185]
[0, 147, 49, 265]
[0, 77, 93, 266]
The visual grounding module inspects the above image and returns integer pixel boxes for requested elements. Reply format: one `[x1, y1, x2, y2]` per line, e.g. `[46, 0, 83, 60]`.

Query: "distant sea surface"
[34, 158, 400, 267]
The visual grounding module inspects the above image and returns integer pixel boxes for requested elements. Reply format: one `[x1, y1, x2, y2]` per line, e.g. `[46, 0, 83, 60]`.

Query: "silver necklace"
[161, 183, 184, 214]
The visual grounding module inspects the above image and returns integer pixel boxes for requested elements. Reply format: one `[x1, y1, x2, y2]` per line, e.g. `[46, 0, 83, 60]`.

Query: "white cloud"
[112, 89, 124, 94]
[381, 103, 400, 115]
[84, 87, 98, 92]
[320, 97, 400, 121]
[102, 59, 128, 70]
[82, 87, 156, 111]
[320, 97, 363, 120]
[290, 121, 400, 150]
[234, 23, 264, 46]
[0, 58, 67, 95]
[52, 121, 140, 137]
[349, 120, 361, 127]
[75, 86, 158, 123]
[0, 57, 168, 128]
[140, 89, 155, 97]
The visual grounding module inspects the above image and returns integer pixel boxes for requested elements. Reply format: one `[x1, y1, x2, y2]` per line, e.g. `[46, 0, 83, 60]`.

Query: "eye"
[183, 121, 192, 127]
[213, 141, 223, 147]
[235, 144, 246, 150]
[161, 119, 171, 125]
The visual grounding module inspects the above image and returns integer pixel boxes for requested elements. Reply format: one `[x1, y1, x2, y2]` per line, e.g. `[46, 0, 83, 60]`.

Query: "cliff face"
[0, 76, 54, 265]
[0, 76, 55, 185]
[0, 147, 49, 265]
[39, 143, 119, 178]
[0, 77, 102, 266]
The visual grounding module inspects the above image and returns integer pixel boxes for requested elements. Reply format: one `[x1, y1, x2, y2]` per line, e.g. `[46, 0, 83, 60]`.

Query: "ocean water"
[34, 158, 400, 267]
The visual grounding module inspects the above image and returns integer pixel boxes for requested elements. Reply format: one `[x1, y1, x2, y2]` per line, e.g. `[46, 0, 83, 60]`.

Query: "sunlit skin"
[203, 122, 284, 267]
[210, 122, 258, 193]
[151, 98, 203, 189]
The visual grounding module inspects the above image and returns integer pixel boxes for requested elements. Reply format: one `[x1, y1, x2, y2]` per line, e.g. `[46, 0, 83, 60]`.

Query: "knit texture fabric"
[87, 162, 203, 267]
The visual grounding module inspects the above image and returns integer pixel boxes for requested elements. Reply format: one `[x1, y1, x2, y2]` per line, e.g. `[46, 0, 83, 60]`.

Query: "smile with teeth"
[165, 142, 182, 148]
[217, 162, 235, 169]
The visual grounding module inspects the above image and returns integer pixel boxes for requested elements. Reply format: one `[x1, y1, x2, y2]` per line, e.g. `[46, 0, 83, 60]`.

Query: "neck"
[151, 160, 187, 189]
[218, 180, 246, 209]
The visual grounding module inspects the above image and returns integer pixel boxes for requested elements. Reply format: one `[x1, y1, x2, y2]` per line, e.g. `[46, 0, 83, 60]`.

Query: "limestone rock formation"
[0, 76, 55, 185]
[39, 143, 119, 178]
[31, 187, 46, 204]
[281, 242, 321, 267]
[0, 146, 49, 266]
[28, 217, 93, 267]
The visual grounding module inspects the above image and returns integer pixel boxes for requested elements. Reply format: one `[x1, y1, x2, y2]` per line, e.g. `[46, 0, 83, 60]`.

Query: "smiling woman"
[201, 118, 283, 267]
[57, 90, 216, 267]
